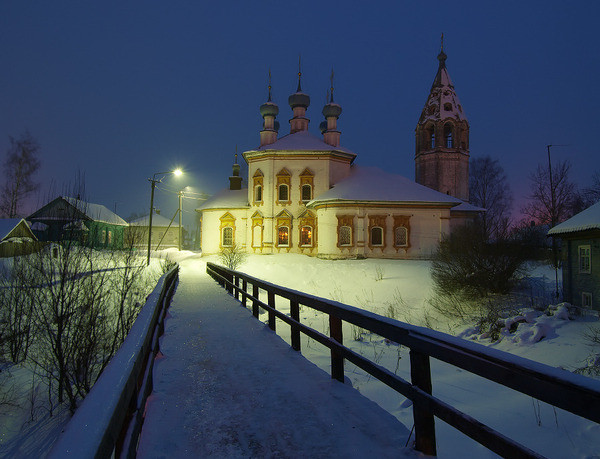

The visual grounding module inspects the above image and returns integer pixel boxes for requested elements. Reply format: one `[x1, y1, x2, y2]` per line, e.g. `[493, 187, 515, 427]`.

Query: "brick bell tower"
[415, 36, 470, 201]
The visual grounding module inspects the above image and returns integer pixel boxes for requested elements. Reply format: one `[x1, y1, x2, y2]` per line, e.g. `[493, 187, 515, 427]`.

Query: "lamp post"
[178, 189, 183, 251]
[147, 169, 182, 265]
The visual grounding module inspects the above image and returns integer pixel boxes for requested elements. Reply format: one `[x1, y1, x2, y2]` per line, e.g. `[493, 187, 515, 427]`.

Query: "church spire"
[288, 55, 310, 134]
[414, 39, 470, 201]
[259, 69, 279, 147]
[229, 147, 242, 190]
[322, 68, 342, 147]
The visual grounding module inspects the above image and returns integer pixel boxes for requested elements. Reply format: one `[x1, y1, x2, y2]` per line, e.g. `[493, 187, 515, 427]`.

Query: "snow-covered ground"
[199, 253, 600, 458]
[2, 250, 600, 457]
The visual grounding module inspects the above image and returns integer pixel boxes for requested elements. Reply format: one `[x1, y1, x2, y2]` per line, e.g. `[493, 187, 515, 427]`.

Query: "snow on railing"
[207, 262, 600, 459]
[48, 265, 179, 458]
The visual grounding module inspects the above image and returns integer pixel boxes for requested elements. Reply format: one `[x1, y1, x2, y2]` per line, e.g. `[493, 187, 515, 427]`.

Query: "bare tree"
[0, 131, 41, 218]
[521, 160, 576, 227]
[469, 156, 513, 240]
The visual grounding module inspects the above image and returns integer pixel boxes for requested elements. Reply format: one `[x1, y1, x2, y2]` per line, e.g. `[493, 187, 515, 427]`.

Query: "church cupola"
[288, 57, 310, 134]
[415, 35, 470, 201]
[259, 70, 279, 147]
[322, 69, 342, 147]
[229, 152, 243, 190]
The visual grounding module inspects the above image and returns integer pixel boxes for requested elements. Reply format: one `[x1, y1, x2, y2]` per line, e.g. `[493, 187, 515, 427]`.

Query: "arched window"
[255, 185, 262, 202]
[444, 124, 454, 148]
[301, 184, 312, 202]
[429, 126, 435, 148]
[300, 226, 312, 246]
[278, 184, 289, 202]
[370, 227, 383, 246]
[278, 226, 289, 246]
[395, 226, 408, 247]
[222, 227, 233, 247]
[339, 226, 351, 246]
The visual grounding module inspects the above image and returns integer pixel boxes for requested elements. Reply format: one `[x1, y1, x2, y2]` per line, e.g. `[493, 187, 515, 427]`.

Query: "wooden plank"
[242, 279, 247, 308]
[329, 314, 344, 382]
[290, 300, 301, 351]
[252, 284, 259, 318]
[268, 291, 276, 331]
[410, 350, 436, 456]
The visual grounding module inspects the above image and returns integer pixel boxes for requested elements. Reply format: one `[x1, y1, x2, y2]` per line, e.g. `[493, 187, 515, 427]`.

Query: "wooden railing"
[207, 262, 600, 458]
[49, 265, 179, 458]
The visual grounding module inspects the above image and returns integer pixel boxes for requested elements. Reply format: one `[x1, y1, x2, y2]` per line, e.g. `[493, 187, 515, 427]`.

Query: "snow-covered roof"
[196, 188, 249, 211]
[307, 166, 462, 207]
[63, 197, 128, 226]
[251, 130, 356, 157]
[451, 201, 486, 213]
[548, 201, 600, 236]
[129, 212, 174, 227]
[418, 53, 467, 125]
[0, 218, 36, 241]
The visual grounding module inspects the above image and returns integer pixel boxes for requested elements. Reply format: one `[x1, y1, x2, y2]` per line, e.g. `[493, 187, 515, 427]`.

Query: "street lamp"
[147, 169, 182, 265]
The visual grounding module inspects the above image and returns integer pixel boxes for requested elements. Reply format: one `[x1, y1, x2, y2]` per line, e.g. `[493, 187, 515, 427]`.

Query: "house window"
[278, 184, 289, 202]
[300, 226, 312, 246]
[444, 123, 454, 148]
[108, 230, 112, 245]
[255, 185, 262, 203]
[395, 226, 408, 247]
[580, 245, 591, 273]
[339, 226, 352, 246]
[371, 227, 383, 246]
[582, 292, 593, 308]
[278, 226, 289, 247]
[222, 227, 233, 247]
[101, 230, 106, 243]
[301, 184, 312, 202]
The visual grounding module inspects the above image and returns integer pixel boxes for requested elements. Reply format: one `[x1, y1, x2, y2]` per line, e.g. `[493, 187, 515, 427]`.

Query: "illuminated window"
[394, 227, 408, 247]
[255, 185, 262, 202]
[222, 227, 233, 247]
[278, 184, 289, 202]
[582, 292, 592, 308]
[301, 226, 312, 246]
[301, 184, 312, 202]
[339, 226, 351, 246]
[580, 245, 591, 273]
[278, 226, 289, 246]
[371, 227, 383, 246]
[101, 229, 106, 243]
[108, 230, 112, 245]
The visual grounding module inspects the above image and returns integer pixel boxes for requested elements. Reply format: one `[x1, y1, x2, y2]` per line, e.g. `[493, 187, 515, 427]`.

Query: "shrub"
[219, 243, 247, 270]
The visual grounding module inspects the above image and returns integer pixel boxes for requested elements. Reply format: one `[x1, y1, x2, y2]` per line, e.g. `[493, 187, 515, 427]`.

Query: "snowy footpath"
[137, 259, 416, 458]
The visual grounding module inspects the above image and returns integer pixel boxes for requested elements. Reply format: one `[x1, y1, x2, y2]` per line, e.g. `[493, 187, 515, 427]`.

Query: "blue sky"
[1, 1, 598, 228]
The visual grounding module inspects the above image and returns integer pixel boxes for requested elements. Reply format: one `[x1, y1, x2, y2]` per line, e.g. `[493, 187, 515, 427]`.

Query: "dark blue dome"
[288, 92, 310, 109]
[322, 102, 342, 118]
[260, 101, 279, 118]
[319, 120, 327, 134]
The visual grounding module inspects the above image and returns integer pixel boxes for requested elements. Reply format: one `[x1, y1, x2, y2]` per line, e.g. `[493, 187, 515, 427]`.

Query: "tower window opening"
[371, 227, 383, 246]
[428, 127, 435, 149]
[339, 225, 352, 246]
[444, 124, 454, 148]
[255, 185, 262, 202]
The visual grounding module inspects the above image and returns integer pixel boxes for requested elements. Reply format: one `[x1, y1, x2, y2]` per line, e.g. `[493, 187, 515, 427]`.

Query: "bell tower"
[415, 36, 470, 201]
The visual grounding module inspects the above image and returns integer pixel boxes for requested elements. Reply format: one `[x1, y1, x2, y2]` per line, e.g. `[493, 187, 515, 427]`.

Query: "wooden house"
[27, 196, 128, 249]
[548, 201, 600, 310]
[0, 218, 41, 257]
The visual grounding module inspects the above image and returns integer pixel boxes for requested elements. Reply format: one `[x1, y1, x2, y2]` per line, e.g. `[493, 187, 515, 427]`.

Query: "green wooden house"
[548, 201, 600, 311]
[27, 196, 128, 249]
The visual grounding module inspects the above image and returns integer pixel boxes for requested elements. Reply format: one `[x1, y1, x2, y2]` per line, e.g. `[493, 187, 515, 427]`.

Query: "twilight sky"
[1, 1, 598, 230]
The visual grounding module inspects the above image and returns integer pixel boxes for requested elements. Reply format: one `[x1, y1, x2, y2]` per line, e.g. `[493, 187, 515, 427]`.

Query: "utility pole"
[178, 190, 183, 251]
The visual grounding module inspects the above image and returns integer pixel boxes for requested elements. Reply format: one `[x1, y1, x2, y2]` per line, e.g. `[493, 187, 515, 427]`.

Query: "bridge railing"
[49, 265, 179, 458]
[207, 262, 600, 458]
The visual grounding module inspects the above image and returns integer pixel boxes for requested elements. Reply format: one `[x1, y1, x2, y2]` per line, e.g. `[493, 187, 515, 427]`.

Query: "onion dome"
[322, 70, 342, 118]
[288, 59, 310, 109]
[319, 120, 327, 134]
[260, 101, 279, 118]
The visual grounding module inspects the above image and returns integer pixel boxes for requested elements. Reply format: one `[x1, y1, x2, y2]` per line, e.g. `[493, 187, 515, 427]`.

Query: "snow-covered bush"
[219, 243, 246, 271]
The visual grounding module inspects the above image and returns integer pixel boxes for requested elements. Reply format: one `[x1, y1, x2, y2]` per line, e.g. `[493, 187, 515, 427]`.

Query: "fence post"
[252, 284, 259, 318]
[410, 349, 436, 456]
[242, 279, 247, 308]
[234, 276, 240, 301]
[329, 314, 344, 382]
[290, 300, 301, 351]
[226, 271, 233, 294]
[268, 291, 276, 331]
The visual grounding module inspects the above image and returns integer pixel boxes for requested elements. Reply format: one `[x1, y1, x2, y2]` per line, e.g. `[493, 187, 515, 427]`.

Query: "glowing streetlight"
[147, 169, 183, 265]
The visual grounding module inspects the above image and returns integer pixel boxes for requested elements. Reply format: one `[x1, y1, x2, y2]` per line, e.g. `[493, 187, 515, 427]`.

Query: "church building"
[197, 47, 481, 259]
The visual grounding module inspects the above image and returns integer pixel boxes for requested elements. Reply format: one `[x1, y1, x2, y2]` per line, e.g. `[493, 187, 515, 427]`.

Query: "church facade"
[198, 48, 480, 259]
